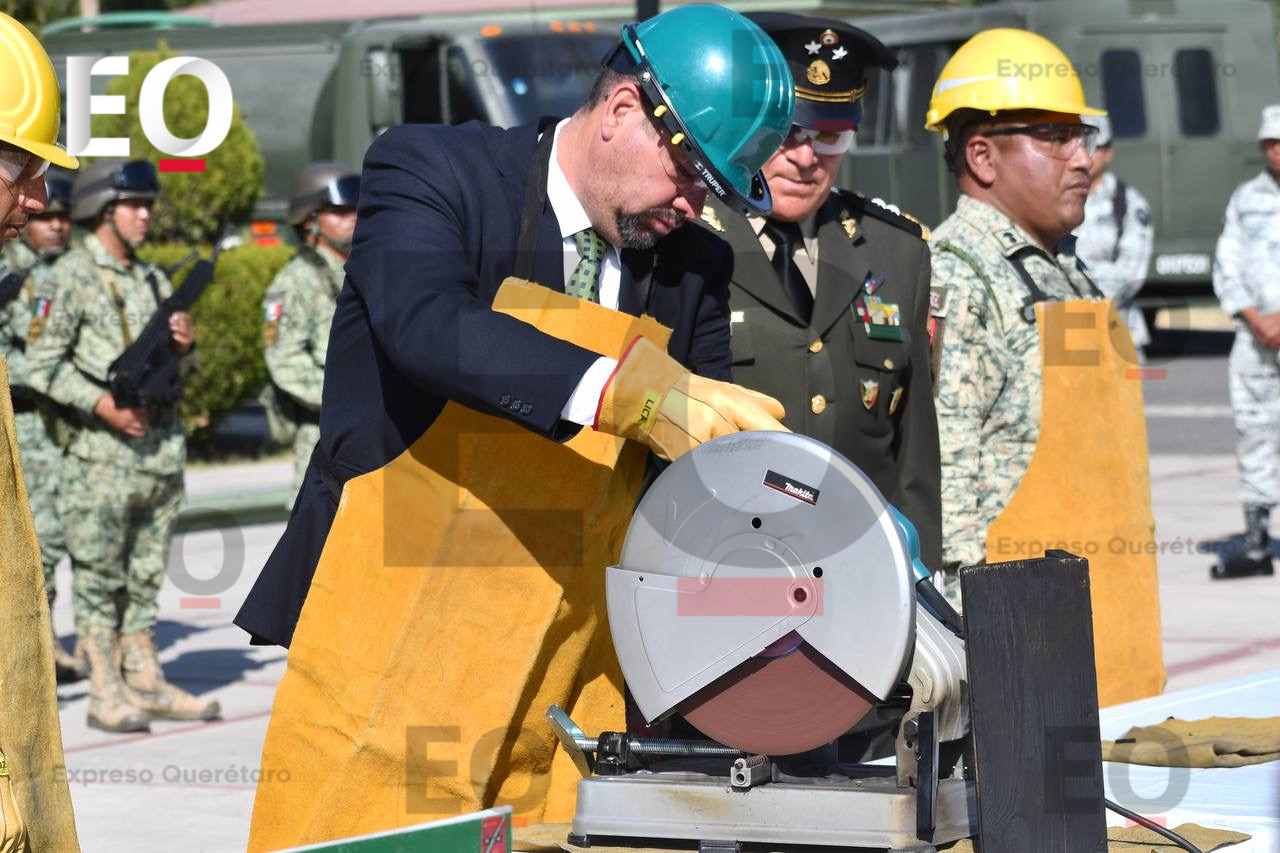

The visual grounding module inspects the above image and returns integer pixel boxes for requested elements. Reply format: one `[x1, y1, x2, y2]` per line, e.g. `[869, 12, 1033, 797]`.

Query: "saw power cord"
[1103, 798, 1204, 853]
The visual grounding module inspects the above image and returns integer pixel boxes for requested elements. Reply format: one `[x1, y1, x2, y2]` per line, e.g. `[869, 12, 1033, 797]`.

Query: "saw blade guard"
[607, 431, 916, 726]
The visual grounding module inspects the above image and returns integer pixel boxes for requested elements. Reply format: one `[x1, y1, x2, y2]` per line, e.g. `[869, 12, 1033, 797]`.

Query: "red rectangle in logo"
[159, 158, 206, 173]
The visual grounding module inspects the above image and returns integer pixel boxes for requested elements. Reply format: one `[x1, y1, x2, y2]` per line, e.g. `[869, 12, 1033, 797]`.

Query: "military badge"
[700, 204, 725, 233]
[864, 295, 904, 341]
[26, 297, 51, 346]
[862, 273, 885, 296]
[860, 379, 879, 410]
[841, 213, 857, 240]
[820, 28, 839, 46]
[263, 301, 282, 347]
[888, 386, 904, 416]
[807, 59, 831, 86]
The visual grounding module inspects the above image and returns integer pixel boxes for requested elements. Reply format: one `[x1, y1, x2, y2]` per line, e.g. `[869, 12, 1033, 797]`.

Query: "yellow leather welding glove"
[594, 336, 787, 461]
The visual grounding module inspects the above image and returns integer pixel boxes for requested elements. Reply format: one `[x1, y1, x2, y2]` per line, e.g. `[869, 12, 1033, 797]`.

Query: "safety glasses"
[787, 126, 856, 156]
[0, 145, 50, 187]
[980, 122, 1100, 160]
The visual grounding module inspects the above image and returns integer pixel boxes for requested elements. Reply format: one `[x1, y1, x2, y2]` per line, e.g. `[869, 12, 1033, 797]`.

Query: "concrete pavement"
[48, 442, 1280, 851]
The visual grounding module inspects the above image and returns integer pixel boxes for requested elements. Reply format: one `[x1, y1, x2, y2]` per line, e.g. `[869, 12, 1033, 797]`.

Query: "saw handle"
[891, 507, 965, 637]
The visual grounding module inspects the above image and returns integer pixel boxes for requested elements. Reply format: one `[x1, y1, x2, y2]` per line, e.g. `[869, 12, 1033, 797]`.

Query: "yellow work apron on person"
[0, 359, 79, 853]
[247, 280, 670, 851]
[984, 299, 1165, 708]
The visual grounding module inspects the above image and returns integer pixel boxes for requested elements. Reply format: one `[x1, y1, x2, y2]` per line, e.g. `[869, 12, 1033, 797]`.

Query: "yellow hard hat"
[0, 12, 78, 169]
[925, 28, 1105, 133]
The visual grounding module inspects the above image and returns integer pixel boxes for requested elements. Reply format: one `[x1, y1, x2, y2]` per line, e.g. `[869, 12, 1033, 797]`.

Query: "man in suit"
[235, 5, 794, 650]
[703, 13, 942, 572]
[241, 8, 797, 842]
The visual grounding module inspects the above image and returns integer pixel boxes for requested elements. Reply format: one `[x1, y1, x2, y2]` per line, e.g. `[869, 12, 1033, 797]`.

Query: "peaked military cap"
[746, 12, 897, 131]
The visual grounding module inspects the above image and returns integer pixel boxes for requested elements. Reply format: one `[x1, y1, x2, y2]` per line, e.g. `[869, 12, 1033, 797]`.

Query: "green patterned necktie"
[566, 227, 607, 303]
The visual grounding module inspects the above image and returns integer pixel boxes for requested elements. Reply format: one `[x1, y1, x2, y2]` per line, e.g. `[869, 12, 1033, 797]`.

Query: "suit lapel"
[709, 198, 804, 323]
[811, 195, 869, 337]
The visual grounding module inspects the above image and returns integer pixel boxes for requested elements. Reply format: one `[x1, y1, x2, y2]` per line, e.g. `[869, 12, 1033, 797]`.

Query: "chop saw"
[547, 431, 974, 852]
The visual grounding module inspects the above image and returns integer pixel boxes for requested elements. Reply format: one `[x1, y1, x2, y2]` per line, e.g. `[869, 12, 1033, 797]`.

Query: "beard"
[614, 207, 686, 251]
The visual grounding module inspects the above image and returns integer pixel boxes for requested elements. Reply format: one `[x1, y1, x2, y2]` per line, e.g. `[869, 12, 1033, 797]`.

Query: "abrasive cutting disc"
[677, 631, 877, 756]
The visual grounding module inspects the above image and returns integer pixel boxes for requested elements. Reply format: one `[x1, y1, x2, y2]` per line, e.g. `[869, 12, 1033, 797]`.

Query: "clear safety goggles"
[0, 146, 50, 186]
[980, 122, 1100, 160]
[786, 126, 856, 156]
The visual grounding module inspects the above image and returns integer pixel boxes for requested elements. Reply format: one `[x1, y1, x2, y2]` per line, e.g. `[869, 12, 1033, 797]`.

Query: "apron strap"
[513, 124, 558, 282]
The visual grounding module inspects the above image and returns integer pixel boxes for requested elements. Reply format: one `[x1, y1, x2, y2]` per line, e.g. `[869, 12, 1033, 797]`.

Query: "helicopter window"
[1173, 49, 1220, 137]
[1100, 50, 1147, 139]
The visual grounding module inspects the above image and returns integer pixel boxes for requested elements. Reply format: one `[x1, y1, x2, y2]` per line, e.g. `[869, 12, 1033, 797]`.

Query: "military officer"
[926, 29, 1164, 706]
[1076, 115, 1154, 358]
[27, 159, 219, 731]
[262, 163, 358, 494]
[704, 12, 941, 571]
[0, 170, 82, 679]
[1210, 105, 1280, 579]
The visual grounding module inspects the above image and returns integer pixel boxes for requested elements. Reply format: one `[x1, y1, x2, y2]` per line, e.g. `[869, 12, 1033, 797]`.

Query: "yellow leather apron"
[0, 359, 79, 852]
[984, 300, 1165, 707]
[247, 279, 670, 851]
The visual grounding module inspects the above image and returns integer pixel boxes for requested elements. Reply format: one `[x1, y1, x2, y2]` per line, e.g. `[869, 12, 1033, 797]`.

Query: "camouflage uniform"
[25, 233, 185, 636]
[1, 238, 67, 604]
[1077, 171, 1154, 350]
[262, 246, 343, 492]
[1214, 171, 1280, 509]
[931, 195, 1100, 569]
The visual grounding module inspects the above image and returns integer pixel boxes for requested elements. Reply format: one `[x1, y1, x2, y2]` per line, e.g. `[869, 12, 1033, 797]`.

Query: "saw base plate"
[571, 770, 973, 851]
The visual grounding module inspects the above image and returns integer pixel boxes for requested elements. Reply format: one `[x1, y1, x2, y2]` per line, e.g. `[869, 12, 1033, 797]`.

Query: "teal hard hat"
[604, 4, 794, 216]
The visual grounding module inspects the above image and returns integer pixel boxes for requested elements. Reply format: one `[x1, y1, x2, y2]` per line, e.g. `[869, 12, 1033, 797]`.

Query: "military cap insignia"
[804, 40, 821, 55]
[820, 28, 839, 46]
[888, 386, 904, 416]
[860, 379, 879, 410]
[831, 46, 848, 61]
[699, 204, 725, 233]
[929, 285, 949, 319]
[807, 59, 831, 86]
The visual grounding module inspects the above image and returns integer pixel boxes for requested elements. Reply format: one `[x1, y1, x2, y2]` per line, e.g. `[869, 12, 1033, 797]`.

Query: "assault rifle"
[107, 239, 228, 409]
[0, 270, 27, 313]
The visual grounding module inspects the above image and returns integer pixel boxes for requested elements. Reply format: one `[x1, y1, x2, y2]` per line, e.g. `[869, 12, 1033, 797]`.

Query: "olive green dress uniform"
[0, 238, 67, 603]
[702, 191, 942, 571]
[26, 232, 187, 637]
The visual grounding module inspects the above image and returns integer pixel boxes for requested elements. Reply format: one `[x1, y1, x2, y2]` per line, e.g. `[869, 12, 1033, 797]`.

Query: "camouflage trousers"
[291, 421, 320, 497]
[1228, 327, 1280, 508]
[14, 409, 66, 604]
[58, 454, 184, 635]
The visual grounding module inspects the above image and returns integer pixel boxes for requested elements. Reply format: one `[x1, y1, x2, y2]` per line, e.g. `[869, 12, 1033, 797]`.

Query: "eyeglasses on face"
[979, 122, 1100, 159]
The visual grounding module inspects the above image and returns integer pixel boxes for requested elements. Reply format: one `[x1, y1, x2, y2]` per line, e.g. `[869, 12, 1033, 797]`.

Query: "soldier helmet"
[288, 162, 360, 226]
[41, 168, 73, 214]
[70, 159, 159, 222]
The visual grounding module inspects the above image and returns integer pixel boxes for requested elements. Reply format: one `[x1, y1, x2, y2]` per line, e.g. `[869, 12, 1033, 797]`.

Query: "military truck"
[841, 0, 1280, 298]
[41, 9, 626, 233]
[44, 0, 1279, 296]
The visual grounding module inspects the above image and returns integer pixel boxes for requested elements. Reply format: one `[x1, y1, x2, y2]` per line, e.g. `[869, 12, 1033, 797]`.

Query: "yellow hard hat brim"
[0, 134, 81, 170]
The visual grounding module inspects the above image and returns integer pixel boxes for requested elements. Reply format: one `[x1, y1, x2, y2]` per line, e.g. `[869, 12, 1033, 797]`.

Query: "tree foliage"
[91, 41, 264, 244]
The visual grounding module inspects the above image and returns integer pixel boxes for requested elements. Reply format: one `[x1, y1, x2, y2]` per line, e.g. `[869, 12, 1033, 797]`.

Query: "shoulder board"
[837, 190, 929, 241]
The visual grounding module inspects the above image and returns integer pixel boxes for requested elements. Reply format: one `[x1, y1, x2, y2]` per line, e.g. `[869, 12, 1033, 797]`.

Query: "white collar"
[546, 119, 595, 241]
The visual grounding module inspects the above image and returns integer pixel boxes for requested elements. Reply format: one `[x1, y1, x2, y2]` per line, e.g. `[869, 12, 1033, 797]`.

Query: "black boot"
[1211, 504, 1275, 579]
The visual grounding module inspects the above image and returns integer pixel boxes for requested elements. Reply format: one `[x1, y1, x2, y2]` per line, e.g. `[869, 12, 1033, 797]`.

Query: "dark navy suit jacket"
[235, 120, 734, 647]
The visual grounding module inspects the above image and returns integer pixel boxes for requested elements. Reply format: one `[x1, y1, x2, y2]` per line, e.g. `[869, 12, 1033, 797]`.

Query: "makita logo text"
[763, 469, 820, 505]
[783, 482, 815, 501]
